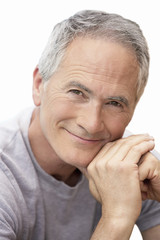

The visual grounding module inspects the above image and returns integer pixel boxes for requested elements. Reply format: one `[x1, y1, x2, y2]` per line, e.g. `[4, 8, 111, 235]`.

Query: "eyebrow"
[65, 81, 129, 106]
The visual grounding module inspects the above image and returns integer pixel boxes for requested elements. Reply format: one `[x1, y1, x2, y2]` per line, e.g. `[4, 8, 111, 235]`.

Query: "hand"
[139, 151, 160, 201]
[86, 134, 155, 224]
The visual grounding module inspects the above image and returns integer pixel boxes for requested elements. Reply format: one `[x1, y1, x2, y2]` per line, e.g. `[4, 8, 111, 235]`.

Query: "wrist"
[91, 216, 135, 240]
[101, 203, 140, 226]
[102, 216, 135, 235]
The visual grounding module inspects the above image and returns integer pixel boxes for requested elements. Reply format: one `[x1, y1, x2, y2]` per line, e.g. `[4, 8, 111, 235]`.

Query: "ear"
[32, 67, 44, 106]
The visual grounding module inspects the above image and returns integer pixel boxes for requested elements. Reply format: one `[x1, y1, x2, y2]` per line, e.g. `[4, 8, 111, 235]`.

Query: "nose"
[76, 103, 105, 135]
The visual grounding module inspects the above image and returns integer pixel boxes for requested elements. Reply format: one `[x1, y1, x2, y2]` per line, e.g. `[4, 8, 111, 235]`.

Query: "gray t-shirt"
[0, 108, 160, 239]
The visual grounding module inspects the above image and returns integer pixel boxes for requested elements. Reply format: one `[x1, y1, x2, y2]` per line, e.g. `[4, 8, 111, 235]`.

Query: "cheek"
[110, 123, 126, 140]
[105, 114, 132, 140]
[40, 97, 77, 129]
[53, 100, 77, 122]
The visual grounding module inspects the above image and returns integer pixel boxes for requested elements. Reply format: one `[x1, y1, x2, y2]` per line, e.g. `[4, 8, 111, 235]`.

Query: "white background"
[0, 1, 160, 238]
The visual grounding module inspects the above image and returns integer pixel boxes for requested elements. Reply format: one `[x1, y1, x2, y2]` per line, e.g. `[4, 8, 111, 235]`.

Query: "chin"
[56, 144, 102, 169]
[68, 152, 97, 169]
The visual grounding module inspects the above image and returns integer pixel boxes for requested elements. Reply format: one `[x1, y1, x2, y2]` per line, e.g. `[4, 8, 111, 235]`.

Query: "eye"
[69, 89, 83, 96]
[68, 88, 88, 102]
[106, 101, 123, 108]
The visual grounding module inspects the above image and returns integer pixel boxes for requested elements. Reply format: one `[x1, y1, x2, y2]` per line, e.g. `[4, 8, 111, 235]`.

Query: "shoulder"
[0, 117, 19, 152]
[0, 107, 34, 157]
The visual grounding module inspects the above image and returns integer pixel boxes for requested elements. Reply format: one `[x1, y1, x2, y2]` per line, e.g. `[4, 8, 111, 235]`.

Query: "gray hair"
[38, 10, 149, 102]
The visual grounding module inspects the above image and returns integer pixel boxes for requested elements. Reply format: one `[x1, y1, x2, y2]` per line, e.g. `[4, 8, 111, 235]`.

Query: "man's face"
[36, 37, 139, 168]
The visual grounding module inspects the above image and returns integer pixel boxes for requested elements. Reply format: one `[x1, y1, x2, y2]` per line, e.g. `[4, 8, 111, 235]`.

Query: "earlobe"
[32, 67, 43, 106]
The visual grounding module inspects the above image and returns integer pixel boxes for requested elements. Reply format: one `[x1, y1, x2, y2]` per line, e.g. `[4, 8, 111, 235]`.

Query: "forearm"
[90, 217, 134, 240]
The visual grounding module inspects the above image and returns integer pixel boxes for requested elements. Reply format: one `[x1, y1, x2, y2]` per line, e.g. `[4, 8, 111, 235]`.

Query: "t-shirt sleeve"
[136, 199, 160, 232]
[0, 162, 23, 239]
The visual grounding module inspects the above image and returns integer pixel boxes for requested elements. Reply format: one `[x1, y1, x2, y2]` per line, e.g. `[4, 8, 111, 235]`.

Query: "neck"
[28, 108, 81, 186]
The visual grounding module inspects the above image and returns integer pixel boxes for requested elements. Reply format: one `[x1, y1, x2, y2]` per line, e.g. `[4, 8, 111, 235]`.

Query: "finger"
[99, 134, 154, 164]
[123, 140, 155, 164]
[100, 134, 153, 160]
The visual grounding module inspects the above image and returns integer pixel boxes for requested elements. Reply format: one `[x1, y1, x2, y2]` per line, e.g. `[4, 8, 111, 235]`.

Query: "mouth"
[64, 129, 104, 145]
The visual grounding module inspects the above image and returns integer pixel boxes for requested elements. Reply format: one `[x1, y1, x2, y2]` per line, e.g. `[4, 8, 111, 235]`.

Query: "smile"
[64, 129, 103, 144]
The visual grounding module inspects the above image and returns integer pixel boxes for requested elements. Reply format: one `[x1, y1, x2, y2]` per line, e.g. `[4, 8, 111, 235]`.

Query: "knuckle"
[95, 160, 106, 173]
[105, 160, 120, 172]
[87, 162, 94, 175]
[132, 144, 140, 153]
[87, 159, 104, 175]
[105, 160, 114, 169]
[118, 162, 131, 172]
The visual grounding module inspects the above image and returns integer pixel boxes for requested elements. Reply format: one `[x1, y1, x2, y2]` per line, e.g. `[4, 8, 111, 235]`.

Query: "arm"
[82, 134, 155, 240]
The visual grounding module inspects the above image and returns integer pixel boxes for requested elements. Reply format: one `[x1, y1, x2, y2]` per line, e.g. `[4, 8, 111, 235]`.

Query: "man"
[0, 10, 160, 239]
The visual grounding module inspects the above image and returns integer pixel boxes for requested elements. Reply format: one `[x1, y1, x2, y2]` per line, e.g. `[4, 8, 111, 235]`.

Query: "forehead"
[60, 37, 139, 84]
